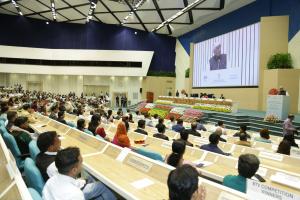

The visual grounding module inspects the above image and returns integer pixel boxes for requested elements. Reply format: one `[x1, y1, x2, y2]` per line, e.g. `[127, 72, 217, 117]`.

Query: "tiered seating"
[31, 113, 248, 200]
[0, 132, 34, 200]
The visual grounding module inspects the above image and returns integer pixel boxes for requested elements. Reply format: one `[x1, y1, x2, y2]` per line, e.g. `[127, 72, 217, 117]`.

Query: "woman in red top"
[88, 114, 110, 141]
[112, 122, 131, 148]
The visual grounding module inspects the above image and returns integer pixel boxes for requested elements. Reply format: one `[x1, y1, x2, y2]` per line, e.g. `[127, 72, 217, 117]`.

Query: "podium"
[266, 95, 290, 120]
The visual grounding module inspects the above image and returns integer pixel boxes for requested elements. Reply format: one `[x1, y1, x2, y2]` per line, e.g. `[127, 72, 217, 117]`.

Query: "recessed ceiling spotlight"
[46, 21, 49, 24]
[134, 32, 137, 35]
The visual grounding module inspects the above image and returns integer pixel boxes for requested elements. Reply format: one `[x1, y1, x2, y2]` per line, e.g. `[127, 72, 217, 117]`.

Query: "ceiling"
[0, 0, 255, 37]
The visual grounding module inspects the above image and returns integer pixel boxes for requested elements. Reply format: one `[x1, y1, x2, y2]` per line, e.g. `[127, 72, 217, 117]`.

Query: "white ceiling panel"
[1, 3, 18, 14]
[157, 0, 184, 9]
[0, 7, 15, 15]
[38, 0, 69, 9]
[59, 8, 85, 19]
[95, 13, 119, 24]
[103, 1, 130, 11]
[75, 5, 90, 15]
[18, 0, 49, 12]
[41, 12, 68, 22]
[64, 0, 89, 6]
[137, 10, 161, 23]
[94, 2, 108, 12]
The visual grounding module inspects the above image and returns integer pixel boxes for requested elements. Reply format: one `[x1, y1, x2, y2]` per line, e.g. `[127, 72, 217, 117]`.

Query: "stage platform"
[202, 109, 300, 138]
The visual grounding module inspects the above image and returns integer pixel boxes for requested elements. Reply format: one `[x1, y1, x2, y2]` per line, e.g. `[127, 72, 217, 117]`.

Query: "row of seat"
[30, 112, 248, 200]
[0, 122, 41, 200]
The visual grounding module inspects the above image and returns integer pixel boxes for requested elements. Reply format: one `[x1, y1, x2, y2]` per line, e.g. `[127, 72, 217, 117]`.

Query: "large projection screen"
[193, 23, 260, 88]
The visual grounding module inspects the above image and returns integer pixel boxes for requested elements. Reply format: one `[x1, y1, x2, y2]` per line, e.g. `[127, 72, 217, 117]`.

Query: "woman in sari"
[112, 122, 131, 148]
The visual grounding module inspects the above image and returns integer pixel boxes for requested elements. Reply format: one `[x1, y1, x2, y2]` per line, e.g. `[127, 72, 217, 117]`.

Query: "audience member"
[233, 125, 251, 139]
[172, 119, 185, 133]
[223, 154, 260, 193]
[214, 127, 227, 142]
[254, 129, 272, 143]
[134, 119, 148, 135]
[112, 122, 131, 148]
[186, 122, 201, 137]
[49, 105, 59, 120]
[154, 123, 169, 141]
[200, 133, 230, 156]
[11, 116, 33, 154]
[18, 103, 37, 123]
[195, 118, 207, 131]
[144, 113, 154, 127]
[36, 131, 61, 181]
[57, 111, 67, 125]
[176, 129, 193, 147]
[166, 140, 186, 167]
[43, 147, 116, 200]
[88, 114, 109, 140]
[215, 121, 227, 135]
[167, 164, 206, 200]
[168, 116, 177, 129]
[77, 118, 93, 135]
[235, 133, 252, 147]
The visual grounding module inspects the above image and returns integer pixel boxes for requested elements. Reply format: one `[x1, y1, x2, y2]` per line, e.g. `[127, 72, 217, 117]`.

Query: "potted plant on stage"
[267, 53, 293, 69]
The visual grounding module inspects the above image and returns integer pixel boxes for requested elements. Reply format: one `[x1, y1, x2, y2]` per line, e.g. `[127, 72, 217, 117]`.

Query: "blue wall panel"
[0, 14, 176, 72]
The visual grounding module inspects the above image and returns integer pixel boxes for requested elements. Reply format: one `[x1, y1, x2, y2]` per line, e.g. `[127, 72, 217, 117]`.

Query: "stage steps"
[203, 112, 300, 138]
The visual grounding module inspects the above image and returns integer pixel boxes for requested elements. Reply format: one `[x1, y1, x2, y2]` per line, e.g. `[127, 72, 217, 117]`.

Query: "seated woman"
[88, 114, 110, 141]
[254, 129, 272, 143]
[77, 118, 93, 135]
[112, 122, 131, 148]
[165, 140, 186, 168]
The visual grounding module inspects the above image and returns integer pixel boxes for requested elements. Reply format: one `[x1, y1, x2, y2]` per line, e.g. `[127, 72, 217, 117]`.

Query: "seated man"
[42, 147, 116, 200]
[223, 154, 260, 193]
[49, 105, 59, 120]
[195, 118, 207, 131]
[168, 116, 177, 130]
[36, 131, 61, 181]
[214, 128, 227, 142]
[57, 111, 67, 125]
[10, 116, 33, 154]
[254, 129, 272, 143]
[200, 133, 230, 156]
[172, 119, 185, 133]
[134, 119, 148, 135]
[176, 129, 193, 147]
[186, 122, 201, 137]
[235, 133, 252, 147]
[18, 103, 37, 123]
[167, 164, 206, 200]
[215, 121, 227, 135]
[233, 124, 251, 139]
[144, 113, 154, 127]
[153, 123, 169, 141]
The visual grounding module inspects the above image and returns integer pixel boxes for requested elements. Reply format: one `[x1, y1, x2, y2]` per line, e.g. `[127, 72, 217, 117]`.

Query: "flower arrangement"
[180, 115, 198, 123]
[148, 108, 169, 119]
[193, 104, 232, 113]
[137, 102, 147, 110]
[139, 107, 151, 114]
[144, 103, 155, 109]
[184, 108, 203, 118]
[155, 100, 173, 105]
[154, 104, 173, 111]
[165, 113, 182, 120]
[264, 114, 280, 123]
[268, 88, 279, 95]
[170, 107, 186, 115]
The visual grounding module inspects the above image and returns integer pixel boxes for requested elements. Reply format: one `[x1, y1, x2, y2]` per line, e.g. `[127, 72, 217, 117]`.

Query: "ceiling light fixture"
[87, 0, 98, 23]
[151, 0, 206, 32]
[11, 0, 23, 16]
[121, 0, 146, 25]
[50, 0, 56, 21]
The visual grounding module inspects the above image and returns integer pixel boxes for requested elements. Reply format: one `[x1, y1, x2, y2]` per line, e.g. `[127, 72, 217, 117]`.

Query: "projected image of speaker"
[193, 23, 260, 88]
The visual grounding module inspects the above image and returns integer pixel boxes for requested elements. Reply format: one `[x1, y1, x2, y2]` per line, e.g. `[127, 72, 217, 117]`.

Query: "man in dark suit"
[186, 122, 201, 137]
[153, 123, 169, 141]
[172, 119, 185, 133]
[209, 43, 227, 70]
[134, 119, 148, 135]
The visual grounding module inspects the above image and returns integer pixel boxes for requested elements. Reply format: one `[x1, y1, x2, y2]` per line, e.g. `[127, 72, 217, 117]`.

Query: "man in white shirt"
[214, 121, 227, 135]
[42, 147, 116, 200]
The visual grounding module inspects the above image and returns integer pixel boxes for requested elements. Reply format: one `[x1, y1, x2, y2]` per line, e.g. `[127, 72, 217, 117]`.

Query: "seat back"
[29, 140, 40, 161]
[2, 130, 24, 170]
[28, 188, 43, 200]
[24, 158, 45, 195]
[134, 147, 164, 162]
[66, 121, 76, 128]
